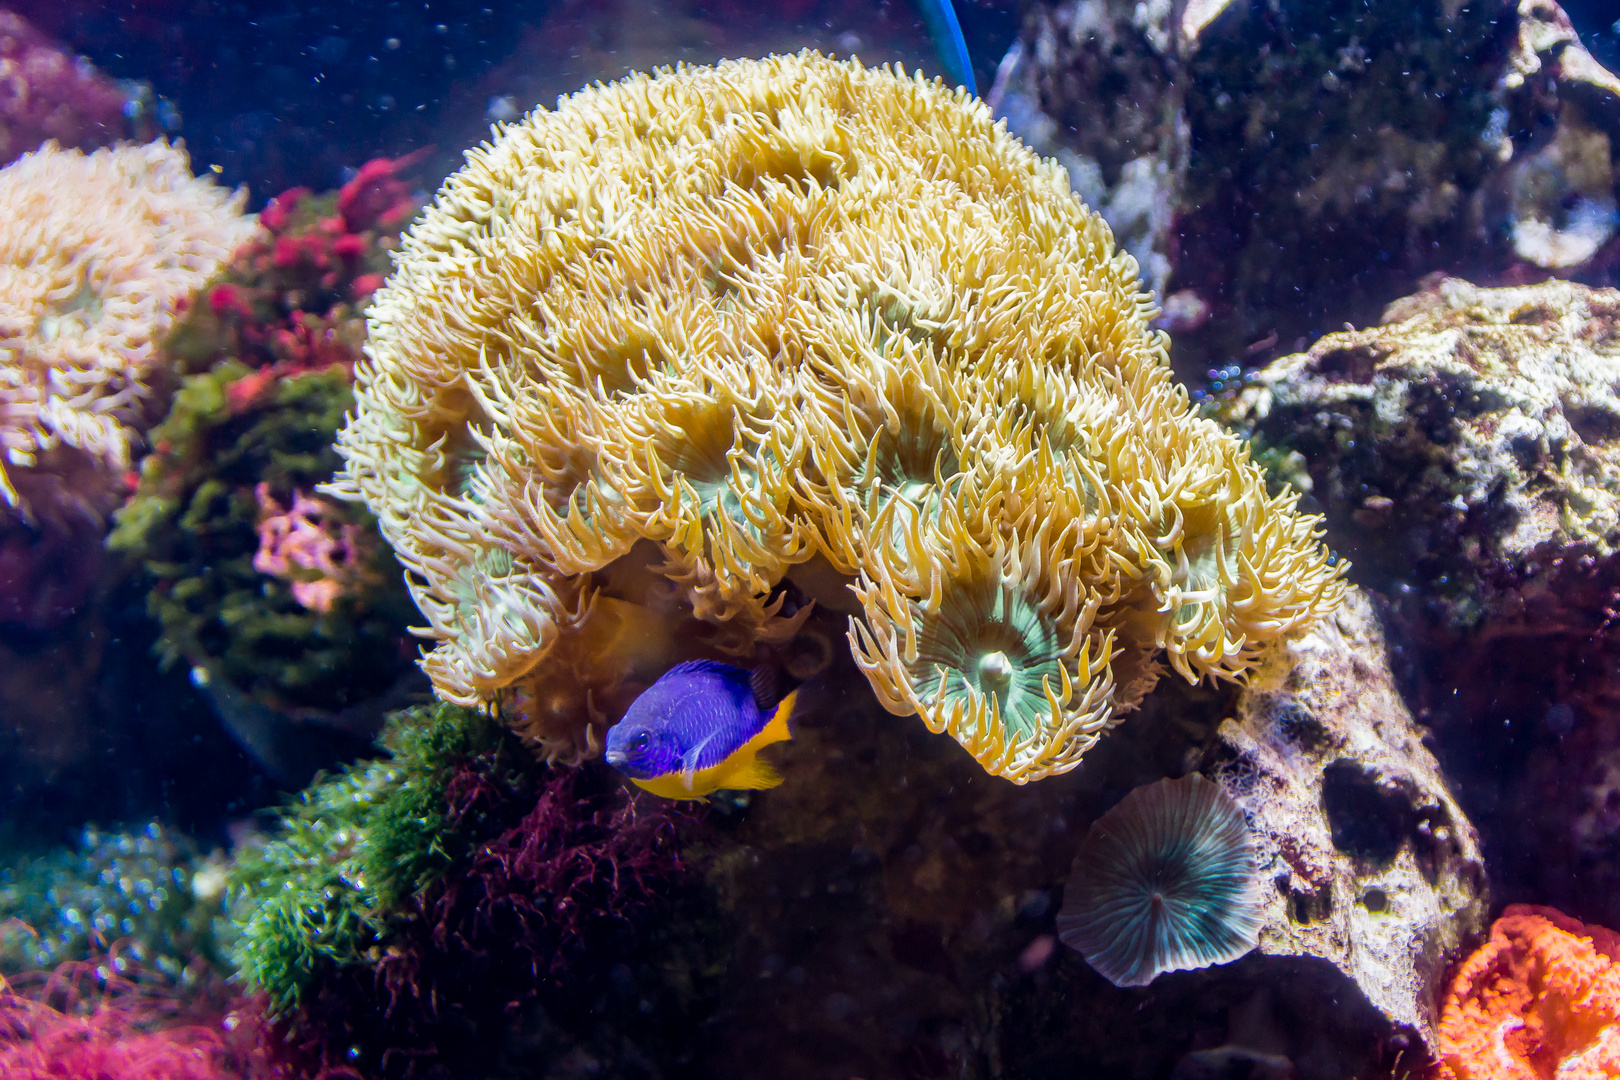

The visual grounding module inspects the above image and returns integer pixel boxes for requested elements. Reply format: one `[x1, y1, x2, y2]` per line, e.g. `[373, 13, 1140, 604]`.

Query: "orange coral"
[1434, 904, 1620, 1080]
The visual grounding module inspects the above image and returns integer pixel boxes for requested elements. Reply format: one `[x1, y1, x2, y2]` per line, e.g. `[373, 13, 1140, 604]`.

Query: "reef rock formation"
[332, 51, 1344, 783]
[989, 0, 1620, 379]
[0, 10, 159, 166]
[1228, 274, 1620, 630]
[1226, 275, 1620, 941]
[231, 589, 1481, 1077]
[1208, 587, 1487, 1049]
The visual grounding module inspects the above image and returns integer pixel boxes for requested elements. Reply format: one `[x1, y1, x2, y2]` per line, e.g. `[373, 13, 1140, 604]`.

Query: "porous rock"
[1228, 275, 1620, 935]
[1209, 587, 1488, 1049]
[685, 591, 1482, 1074]
[1228, 275, 1620, 632]
[989, 0, 1620, 378]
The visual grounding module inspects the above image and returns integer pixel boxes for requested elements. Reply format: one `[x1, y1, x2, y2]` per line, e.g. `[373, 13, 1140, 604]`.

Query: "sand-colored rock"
[1230, 275, 1620, 629]
[1211, 587, 1488, 1048]
[989, 0, 1620, 378]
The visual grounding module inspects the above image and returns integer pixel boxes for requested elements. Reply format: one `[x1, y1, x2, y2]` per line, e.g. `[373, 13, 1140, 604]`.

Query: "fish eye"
[631, 731, 652, 752]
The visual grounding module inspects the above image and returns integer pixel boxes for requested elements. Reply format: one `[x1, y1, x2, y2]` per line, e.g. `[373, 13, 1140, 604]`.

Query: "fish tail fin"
[918, 0, 976, 96]
[760, 689, 797, 747]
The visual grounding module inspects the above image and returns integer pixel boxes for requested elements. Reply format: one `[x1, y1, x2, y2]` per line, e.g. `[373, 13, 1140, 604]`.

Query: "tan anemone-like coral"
[333, 52, 1346, 781]
[0, 140, 256, 528]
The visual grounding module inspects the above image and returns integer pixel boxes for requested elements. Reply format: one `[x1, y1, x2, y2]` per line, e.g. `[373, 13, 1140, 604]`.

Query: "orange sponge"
[1435, 904, 1620, 1080]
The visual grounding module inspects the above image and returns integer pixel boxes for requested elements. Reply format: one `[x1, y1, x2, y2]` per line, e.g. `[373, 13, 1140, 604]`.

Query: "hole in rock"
[1315, 346, 1378, 384]
[1322, 759, 1415, 868]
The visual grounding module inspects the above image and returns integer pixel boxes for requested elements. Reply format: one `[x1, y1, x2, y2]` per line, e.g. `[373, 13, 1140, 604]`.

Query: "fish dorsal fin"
[666, 659, 738, 680]
[749, 661, 783, 714]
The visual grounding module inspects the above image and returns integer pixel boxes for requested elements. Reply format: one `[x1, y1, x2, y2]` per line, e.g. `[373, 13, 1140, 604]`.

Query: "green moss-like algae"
[228, 703, 502, 1013]
[109, 362, 415, 713]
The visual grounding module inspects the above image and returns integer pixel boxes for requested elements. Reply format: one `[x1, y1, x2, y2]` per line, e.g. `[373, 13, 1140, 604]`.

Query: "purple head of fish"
[604, 708, 684, 779]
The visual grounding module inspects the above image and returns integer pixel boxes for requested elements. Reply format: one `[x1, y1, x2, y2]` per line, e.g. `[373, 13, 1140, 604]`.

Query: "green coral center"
[915, 581, 1062, 741]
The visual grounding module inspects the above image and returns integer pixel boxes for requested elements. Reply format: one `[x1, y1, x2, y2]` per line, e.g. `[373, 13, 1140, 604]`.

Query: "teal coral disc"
[1056, 773, 1265, 987]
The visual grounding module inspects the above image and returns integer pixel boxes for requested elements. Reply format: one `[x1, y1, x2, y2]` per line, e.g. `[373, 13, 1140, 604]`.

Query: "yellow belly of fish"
[631, 690, 797, 800]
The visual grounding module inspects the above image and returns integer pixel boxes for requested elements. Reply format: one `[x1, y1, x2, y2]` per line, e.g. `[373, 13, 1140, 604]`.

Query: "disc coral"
[332, 52, 1345, 782]
[1056, 773, 1265, 987]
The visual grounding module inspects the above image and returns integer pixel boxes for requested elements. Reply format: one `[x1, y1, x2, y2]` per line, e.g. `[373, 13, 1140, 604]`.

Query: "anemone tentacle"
[332, 53, 1347, 779]
[849, 511, 1117, 782]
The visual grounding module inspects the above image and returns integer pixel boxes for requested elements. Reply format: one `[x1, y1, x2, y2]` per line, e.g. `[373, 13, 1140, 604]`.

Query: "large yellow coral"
[333, 53, 1345, 781]
[0, 140, 256, 527]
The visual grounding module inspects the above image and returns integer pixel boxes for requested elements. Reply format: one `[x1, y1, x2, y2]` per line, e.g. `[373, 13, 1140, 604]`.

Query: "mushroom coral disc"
[331, 52, 1345, 781]
[1056, 773, 1265, 987]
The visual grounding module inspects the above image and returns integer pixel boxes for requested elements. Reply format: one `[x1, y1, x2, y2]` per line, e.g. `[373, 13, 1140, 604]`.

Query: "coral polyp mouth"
[850, 517, 1118, 781]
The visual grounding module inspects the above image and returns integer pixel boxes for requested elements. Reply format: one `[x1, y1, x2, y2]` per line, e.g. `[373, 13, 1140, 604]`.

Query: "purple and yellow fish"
[604, 659, 798, 799]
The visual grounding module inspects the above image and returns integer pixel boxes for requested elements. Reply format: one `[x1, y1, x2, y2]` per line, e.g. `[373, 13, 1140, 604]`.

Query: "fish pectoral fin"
[680, 731, 718, 792]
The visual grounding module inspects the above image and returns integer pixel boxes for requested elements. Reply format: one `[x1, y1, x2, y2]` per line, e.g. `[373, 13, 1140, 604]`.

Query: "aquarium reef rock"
[332, 51, 1345, 784]
[1229, 275, 1620, 632]
[1227, 275, 1620, 934]
[990, 0, 1620, 375]
[1209, 587, 1485, 1047]
[0, 9, 159, 167]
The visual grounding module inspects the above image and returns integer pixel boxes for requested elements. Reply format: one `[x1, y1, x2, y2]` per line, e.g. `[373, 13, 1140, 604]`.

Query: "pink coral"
[0, 10, 145, 166]
[1433, 904, 1620, 1080]
[252, 484, 367, 614]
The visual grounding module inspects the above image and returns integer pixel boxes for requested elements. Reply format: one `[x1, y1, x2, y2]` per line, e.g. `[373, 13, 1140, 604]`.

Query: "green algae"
[109, 362, 415, 714]
[228, 703, 502, 1013]
[0, 822, 234, 989]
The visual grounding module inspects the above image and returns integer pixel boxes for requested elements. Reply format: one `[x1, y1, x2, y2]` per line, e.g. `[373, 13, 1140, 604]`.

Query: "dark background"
[4, 0, 1022, 204]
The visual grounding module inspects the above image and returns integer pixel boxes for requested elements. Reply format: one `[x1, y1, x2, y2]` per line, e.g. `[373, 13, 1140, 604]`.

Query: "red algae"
[0, 964, 274, 1080]
[268, 761, 702, 1079]
[165, 153, 427, 389]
